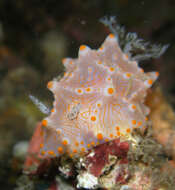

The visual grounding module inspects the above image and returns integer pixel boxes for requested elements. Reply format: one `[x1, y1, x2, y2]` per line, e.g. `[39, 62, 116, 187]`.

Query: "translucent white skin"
[41, 34, 158, 157]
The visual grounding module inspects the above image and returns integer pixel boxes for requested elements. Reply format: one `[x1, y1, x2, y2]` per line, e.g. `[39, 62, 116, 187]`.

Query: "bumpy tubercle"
[40, 33, 158, 157]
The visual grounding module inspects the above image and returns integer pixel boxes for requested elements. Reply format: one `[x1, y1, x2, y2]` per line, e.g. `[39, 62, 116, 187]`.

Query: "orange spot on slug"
[117, 131, 121, 136]
[86, 87, 91, 92]
[116, 126, 120, 131]
[138, 121, 142, 126]
[97, 133, 103, 140]
[75, 141, 79, 147]
[97, 103, 101, 107]
[109, 33, 115, 38]
[57, 147, 63, 154]
[73, 149, 77, 153]
[155, 72, 159, 77]
[131, 105, 136, 110]
[41, 150, 45, 155]
[77, 89, 82, 94]
[126, 128, 131, 133]
[47, 81, 53, 89]
[98, 61, 102, 65]
[51, 108, 55, 113]
[42, 119, 48, 127]
[62, 140, 68, 145]
[126, 73, 131, 78]
[57, 130, 61, 135]
[91, 116, 96, 121]
[132, 120, 137, 125]
[108, 87, 114, 95]
[80, 45, 86, 51]
[48, 150, 55, 156]
[109, 67, 115, 72]
[148, 79, 153, 85]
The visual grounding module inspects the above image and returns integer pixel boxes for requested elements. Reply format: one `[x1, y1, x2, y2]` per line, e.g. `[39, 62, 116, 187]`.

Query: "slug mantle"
[40, 33, 158, 157]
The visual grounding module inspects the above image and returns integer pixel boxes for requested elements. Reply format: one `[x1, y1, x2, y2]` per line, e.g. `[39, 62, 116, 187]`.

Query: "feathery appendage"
[100, 16, 169, 61]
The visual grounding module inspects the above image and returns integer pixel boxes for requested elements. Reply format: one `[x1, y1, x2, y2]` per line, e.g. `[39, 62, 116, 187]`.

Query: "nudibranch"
[40, 33, 158, 157]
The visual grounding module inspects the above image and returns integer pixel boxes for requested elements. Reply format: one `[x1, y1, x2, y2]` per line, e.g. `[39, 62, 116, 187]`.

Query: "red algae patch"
[85, 138, 129, 177]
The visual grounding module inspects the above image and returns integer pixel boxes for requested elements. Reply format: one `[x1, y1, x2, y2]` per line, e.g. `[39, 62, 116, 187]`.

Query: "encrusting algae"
[40, 31, 159, 157]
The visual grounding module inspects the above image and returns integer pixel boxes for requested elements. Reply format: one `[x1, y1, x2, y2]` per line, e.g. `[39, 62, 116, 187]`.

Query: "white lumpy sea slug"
[40, 33, 159, 157]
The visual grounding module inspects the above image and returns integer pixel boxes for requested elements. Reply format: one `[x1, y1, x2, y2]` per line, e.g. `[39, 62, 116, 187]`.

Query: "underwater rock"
[23, 116, 175, 190]
[146, 87, 175, 161]
[83, 138, 129, 177]
[77, 139, 130, 189]
[58, 158, 75, 178]
[56, 176, 77, 190]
